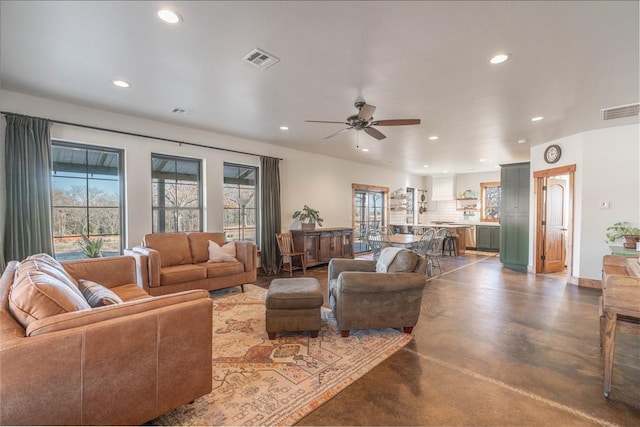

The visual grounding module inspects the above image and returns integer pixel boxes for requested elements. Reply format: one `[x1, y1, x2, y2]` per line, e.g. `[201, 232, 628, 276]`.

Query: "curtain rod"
[1, 111, 283, 160]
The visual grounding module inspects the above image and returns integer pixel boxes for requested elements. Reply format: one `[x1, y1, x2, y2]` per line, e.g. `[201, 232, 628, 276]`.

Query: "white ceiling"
[1, 1, 638, 176]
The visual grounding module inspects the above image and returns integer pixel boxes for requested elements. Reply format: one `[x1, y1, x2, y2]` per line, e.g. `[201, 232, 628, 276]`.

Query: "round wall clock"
[544, 144, 561, 164]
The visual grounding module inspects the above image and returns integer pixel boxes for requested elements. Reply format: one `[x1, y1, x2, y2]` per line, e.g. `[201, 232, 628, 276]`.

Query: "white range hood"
[431, 176, 456, 201]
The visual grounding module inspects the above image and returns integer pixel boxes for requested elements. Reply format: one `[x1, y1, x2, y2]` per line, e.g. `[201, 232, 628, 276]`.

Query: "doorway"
[533, 165, 576, 276]
[352, 184, 389, 254]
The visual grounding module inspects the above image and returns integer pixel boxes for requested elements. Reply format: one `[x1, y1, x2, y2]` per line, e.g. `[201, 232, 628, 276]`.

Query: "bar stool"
[442, 231, 457, 256]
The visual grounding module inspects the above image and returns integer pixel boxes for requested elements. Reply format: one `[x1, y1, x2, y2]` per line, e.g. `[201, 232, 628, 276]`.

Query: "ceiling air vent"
[601, 103, 639, 120]
[242, 48, 280, 69]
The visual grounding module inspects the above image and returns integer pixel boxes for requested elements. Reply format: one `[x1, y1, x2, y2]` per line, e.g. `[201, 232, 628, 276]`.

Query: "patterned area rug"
[153, 284, 413, 426]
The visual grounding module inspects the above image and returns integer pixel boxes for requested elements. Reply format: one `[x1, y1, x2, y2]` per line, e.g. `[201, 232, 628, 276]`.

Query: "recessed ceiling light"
[112, 79, 130, 88]
[518, 139, 528, 144]
[490, 54, 510, 64]
[423, 165, 430, 168]
[479, 158, 486, 162]
[362, 148, 369, 152]
[279, 126, 289, 130]
[443, 170, 449, 173]
[429, 136, 439, 141]
[531, 116, 544, 122]
[157, 9, 182, 24]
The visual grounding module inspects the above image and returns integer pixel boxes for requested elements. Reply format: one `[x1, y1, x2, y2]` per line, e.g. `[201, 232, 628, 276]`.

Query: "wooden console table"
[291, 227, 354, 267]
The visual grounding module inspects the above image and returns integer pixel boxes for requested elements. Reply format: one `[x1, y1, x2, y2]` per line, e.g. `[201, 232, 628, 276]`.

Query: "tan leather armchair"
[328, 248, 428, 337]
[0, 255, 213, 425]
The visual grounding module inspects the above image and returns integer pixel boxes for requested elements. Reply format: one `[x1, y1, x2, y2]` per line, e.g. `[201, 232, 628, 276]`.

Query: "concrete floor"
[256, 252, 640, 426]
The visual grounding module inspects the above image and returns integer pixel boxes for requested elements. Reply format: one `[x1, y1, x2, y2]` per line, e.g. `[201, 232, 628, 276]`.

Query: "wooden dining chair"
[275, 232, 307, 277]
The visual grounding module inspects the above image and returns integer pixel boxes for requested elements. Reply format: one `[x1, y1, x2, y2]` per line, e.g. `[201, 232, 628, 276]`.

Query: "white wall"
[0, 89, 424, 262]
[530, 124, 640, 281]
[422, 171, 500, 224]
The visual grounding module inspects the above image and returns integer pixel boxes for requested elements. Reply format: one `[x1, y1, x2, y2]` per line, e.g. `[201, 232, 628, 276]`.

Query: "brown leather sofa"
[0, 254, 213, 425]
[600, 255, 640, 398]
[127, 232, 257, 296]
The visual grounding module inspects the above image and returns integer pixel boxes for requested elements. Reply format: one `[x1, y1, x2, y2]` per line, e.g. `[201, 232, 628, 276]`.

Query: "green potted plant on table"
[605, 221, 640, 249]
[78, 232, 104, 258]
[292, 205, 324, 231]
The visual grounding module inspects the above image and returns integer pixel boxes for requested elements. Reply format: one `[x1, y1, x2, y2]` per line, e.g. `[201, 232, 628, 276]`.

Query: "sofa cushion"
[202, 261, 244, 278]
[188, 232, 225, 263]
[78, 280, 124, 307]
[160, 265, 207, 286]
[9, 270, 91, 328]
[208, 240, 237, 263]
[110, 284, 152, 302]
[144, 233, 192, 267]
[18, 253, 81, 291]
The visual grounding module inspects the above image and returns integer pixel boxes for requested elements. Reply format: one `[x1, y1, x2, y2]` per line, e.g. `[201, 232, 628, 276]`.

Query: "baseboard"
[574, 276, 602, 289]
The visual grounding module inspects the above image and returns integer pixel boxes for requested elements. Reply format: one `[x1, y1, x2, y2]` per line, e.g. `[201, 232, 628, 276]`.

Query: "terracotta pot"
[301, 222, 316, 231]
[623, 235, 640, 249]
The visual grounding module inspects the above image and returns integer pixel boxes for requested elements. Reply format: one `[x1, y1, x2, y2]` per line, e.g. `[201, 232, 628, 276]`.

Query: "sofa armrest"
[0, 292, 213, 425]
[337, 271, 426, 293]
[328, 259, 376, 280]
[62, 256, 138, 288]
[234, 241, 257, 273]
[128, 246, 161, 288]
[25, 289, 209, 336]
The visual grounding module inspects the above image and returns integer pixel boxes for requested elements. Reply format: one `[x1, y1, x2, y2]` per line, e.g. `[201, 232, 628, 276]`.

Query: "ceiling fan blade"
[358, 103, 376, 121]
[364, 127, 386, 140]
[370, 119, 421, 126]
[305, 120, 348, 124]
[324, 127, 353, 139]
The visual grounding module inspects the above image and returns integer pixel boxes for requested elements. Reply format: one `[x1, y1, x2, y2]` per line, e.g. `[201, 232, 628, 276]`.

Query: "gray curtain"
[2, 115, 53, 268]
[260, 156, 281, 275]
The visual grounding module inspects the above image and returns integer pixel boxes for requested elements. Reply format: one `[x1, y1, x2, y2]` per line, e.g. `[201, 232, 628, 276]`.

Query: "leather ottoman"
[265, 278, 323, 339]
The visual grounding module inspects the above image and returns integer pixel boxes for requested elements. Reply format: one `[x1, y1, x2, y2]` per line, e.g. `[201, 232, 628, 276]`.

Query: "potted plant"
[292, 205, 324, 231]
[78, 232, 104, 258]
[605, 221, 640, 249]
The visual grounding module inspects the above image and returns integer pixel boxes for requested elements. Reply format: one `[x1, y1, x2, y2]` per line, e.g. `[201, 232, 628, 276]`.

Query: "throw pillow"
[376, 247, 404, 273]
[78, 279, 124, 307]
[376, 247, 419, 273]
[387, 249, 419, 273]
[208, 240, 237, 263]
[8, 270, 91, 329]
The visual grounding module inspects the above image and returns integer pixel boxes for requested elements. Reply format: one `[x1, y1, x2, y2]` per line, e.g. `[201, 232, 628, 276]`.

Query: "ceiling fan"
[305, 101, 421, 140]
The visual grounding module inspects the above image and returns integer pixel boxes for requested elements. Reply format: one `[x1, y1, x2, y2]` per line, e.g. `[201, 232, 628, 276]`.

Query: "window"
[152, 154, 202, 232]
[51, 141, 124, 260]
[480, 181, 501, 222]
[353, 186, 387, 253]
[223, 163, 258, 244]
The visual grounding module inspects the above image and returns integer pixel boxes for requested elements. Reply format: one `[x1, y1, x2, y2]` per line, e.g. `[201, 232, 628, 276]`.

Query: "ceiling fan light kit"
[306, 101, 421, 141]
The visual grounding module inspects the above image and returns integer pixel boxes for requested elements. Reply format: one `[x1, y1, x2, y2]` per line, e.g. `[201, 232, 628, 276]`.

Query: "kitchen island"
[390, 223, 472, 255]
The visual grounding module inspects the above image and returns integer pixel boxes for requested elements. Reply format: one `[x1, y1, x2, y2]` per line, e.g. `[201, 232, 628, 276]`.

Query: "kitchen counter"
[391, 223, 472, 255]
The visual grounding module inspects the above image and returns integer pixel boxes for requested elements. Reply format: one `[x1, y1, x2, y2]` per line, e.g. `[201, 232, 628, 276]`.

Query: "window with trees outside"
[480, 181, 501, 222]
[223, 163, 258, 245]
[152, 154, 202, 233]
[52, 141, 124, 260]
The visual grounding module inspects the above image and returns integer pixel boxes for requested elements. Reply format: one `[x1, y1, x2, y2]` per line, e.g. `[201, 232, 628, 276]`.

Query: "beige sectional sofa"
[0, 254, 213, 426]
[127, 231, 257, 296]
